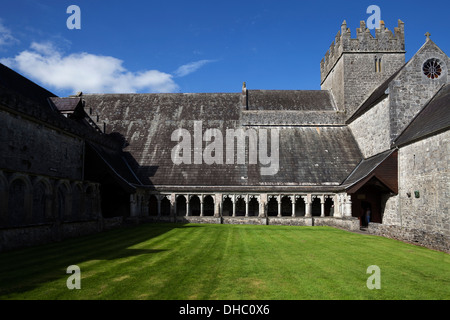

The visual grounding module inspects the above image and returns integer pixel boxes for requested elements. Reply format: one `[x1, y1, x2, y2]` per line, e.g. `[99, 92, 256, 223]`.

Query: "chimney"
[241, 82, 248, 110]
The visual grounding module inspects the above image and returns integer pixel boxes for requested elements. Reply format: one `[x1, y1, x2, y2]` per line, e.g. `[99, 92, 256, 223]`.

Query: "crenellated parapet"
[320, 19, 405, 82]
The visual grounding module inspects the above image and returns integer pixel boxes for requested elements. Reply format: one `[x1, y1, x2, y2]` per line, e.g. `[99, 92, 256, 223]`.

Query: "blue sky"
[0, 0, 448, 97]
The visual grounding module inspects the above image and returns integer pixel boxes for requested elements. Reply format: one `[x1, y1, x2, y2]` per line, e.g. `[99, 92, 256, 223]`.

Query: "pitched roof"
[247, 90, 335, 111]
[394, 84, 450, 147]
[49, 97, 83, 112]
[0, 63, 56, 108]
[82, 93, 362, 190]
[342, 149, 398, 194]
[86, 142, 141, 192]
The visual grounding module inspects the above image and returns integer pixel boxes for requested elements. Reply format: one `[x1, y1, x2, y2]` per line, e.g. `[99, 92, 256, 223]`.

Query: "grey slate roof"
[342, 149, 395, 188]
[0, 63, 56, 109]
[49, 97, 82, 112]
[82, 92, 362, 190]
[394, 84, 450, 147]
[248, 90, 335, 111]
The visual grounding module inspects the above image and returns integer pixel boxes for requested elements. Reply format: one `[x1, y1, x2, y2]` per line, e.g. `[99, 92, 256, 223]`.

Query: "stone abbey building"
[0, 20, 448, 252]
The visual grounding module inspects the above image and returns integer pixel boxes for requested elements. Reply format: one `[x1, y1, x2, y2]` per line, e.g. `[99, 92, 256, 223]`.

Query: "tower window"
[423, 58, 442, 79]
[374, 57, 382, 72]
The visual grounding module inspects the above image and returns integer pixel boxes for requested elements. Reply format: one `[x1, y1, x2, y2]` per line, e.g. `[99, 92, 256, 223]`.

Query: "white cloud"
[0, 20, 18, 47]
[1, 42, 179, 94]
[174, 59, 215, 77]
[1, 35, 217, 95]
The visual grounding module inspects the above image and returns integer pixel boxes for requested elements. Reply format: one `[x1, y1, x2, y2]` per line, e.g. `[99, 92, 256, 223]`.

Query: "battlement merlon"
[320, 19, 405, 82]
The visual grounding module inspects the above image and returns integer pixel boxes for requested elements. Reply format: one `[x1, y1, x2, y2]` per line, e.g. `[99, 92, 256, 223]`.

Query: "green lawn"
[0, 223, 449, 300]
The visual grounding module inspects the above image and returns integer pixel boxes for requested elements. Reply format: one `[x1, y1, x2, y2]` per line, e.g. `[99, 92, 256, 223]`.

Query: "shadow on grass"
[0, 222, 201, 297]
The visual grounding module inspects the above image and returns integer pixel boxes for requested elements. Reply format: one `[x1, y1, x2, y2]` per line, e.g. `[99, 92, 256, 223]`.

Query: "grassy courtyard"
[0, 223, 449, 300]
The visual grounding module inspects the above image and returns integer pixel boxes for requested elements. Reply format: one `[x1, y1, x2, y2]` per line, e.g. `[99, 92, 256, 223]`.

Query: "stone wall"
[348, 97, 391, 158]
[313, 216, 360, 231]
[398, 130, 449, 236]
[321, 56, 345, 112]
[342, 53, 405, 116]
[367, 222, 449, 253]
[388, 40, 449, 141]
[0, 219, 100, 252]
[0, 109, 84, 180]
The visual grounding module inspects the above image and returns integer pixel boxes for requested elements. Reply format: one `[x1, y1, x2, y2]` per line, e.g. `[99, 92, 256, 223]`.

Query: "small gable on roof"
[343, 149, 398, 194]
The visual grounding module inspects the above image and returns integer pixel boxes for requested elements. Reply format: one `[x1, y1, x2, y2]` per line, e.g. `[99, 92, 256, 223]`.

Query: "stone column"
[232, 195, 236, 217]
[290, 195, 296, 217]
[214, 193, 221, 217]
[157, 196, 161, 217]
[186, 195, 190, 216]
[304, 194, 312, 217]
[172, 194, 177, 217]
[245, 195, 249, 217]
[200, 195, 204, 217]
[344, 194, 352, 218]
[277, 195, 281, 217]
[320, 195, 325, 217]
[259, 194, 267, 217]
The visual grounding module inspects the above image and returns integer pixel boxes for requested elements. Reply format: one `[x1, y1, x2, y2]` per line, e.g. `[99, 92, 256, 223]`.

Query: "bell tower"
[320, 20, 406, 116]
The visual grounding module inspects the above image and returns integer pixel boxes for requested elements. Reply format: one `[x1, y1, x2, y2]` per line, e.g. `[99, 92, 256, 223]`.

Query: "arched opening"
[267, 197, 278, 217]
[312, 197, 321, 216]
[325, 197, 334, 216]
[248, 197, 259, 216]
[56, 183, 69, 221]
[176, 195, 186, 216]
[350, 175, 398, 226]
[222, 197, 232, 216]
[236, 197, 246, 216]
[189, 195, 200, 216]
[295, 196, 305, 216]
[32, 181, 47, 224]
[8, 179, 27, 226]
[281, 196, 292, 216]
[161, 197, 171, 216]
[72, 184, 83, 221]
[85, 186, 94, 218]
[148, 194, 158, 216]
[203, 195, 214, 216]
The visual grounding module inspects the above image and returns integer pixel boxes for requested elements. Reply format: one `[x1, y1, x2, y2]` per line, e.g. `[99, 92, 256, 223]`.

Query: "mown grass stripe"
[0, 223, 448, 300]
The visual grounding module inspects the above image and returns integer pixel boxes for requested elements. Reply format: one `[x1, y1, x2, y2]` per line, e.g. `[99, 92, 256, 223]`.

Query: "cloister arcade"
[132, 192, 354, 219]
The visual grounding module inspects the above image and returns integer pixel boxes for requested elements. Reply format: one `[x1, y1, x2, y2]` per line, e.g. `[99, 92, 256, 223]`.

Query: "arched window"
[176, 195, 186, 216]
[160, 197, 171, 216]
[189, 195, 200, 216]
[32, 182, 47, 224]
[203, 195, 214, 216]
[148, 195, 158, 216]
[222, 197, 233, 216]
[8, 179, 27, 226]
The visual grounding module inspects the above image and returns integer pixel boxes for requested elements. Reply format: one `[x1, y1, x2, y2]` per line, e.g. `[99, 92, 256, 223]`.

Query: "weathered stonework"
[348, 97, 391, 158]
[0, 109, 84, 180]
[367, 223, 449, 253]
[321, 20, 405, 115]
[398, 130, 449, 235]
[388, 40, 449, 141]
